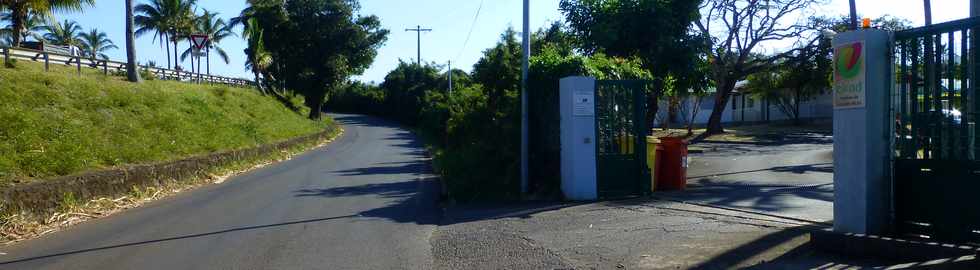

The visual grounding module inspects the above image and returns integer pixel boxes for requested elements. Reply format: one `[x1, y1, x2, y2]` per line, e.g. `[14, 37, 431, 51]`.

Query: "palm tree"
[42, 19, 82, 47]
[0, 0, 94, 47]
[135, 0, 173, 69]
[79, 28, 117, 60]
[135, 0, 196, 70]
[1, 12, 46, 44]
[126, 0, 140, 82]
[181, 9, 233, 76]
[232, 1, 271, 92]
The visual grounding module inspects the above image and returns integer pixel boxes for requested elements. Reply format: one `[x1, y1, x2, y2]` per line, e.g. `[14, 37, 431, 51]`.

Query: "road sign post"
[190, 34, 208, 84]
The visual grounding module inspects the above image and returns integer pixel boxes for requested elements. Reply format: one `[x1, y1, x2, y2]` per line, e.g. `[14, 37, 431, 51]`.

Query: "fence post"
[2, 47, 8, 67]
[103, 60, 108, 75]
[44, 53, 49, 72]
[76, 56, 82, 76]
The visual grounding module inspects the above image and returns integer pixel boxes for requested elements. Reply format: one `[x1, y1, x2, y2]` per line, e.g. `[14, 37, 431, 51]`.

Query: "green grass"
[0, 60, 332, 186]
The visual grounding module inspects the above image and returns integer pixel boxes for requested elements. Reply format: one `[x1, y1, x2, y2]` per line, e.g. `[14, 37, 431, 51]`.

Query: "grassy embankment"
[0, 59, 333, 186]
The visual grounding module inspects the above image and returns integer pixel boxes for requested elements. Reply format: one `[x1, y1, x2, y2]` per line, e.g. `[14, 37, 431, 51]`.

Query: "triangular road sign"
[191, 34, 209, 50]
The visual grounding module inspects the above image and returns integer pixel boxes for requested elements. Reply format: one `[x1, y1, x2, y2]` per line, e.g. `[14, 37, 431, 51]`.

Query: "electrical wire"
[454, 0, 484, 62]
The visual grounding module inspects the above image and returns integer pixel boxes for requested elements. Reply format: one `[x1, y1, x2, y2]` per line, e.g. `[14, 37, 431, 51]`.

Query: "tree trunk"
[10, 6, 25, 47]
[687, 96, 703, 136]
[125, 0, 142, 83]
[307, 93, 325, 120]
[173, 38, 180, 71]
[254, 71, 266, 94]
[645, 88, 660, 136]
[206, 48, 211, 76]
[165, 33, 171, 69]
[793, 88, 802, 125]
[705, 79, 736, 135]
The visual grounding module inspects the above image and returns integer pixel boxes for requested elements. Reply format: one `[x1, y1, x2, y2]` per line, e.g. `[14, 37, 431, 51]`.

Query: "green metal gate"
[595, 80, 650, 198]
[893, 17, 980, 243]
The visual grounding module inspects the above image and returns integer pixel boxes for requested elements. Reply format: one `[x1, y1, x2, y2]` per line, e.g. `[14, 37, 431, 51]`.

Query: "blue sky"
[51, 0, 969, 82]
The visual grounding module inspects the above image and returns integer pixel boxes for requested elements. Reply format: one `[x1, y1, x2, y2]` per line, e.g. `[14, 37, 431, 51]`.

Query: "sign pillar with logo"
[831, 30, 892, 235]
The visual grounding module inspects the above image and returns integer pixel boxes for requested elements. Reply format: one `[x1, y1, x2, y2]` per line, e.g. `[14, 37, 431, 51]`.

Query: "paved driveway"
[655, 133, 834, 222]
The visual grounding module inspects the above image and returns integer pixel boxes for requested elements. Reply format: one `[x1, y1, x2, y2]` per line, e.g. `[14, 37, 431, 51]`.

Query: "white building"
[653, 82, 833, 127]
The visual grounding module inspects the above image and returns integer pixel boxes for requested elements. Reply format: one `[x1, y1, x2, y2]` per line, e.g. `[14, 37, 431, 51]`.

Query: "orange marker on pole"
[862, 18, 871, 29]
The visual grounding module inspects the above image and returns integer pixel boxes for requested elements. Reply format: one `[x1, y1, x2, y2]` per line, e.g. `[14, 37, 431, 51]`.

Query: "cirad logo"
[836, 42, 863, 80]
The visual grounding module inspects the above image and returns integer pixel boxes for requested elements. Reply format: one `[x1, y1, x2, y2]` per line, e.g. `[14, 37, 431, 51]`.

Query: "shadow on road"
[331, 163, 428, 176]
[298, 113, 441, 226]
[659, 180, 833, 212]
[0, 215, 357, 266]
[692, 225, 920, 269]
[439, 202, 589, 225]
[688, 163, 833, 179]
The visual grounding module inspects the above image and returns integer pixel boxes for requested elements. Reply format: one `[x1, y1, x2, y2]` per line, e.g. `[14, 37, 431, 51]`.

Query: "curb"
[0, 127, 339, 216]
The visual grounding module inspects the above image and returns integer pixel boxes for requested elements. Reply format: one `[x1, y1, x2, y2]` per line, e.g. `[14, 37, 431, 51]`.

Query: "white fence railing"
[1, 46, 253, 87]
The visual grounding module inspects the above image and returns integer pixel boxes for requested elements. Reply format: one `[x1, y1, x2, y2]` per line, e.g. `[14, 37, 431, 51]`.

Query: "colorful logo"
[835, 42, 863, 80]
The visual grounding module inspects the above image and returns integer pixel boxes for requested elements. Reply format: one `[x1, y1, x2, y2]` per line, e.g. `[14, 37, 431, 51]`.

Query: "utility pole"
[406, 25, 432, 66]
[924, 0, 933, 25]
[520, 0, 530, 194]
[848, 0, 858, 30]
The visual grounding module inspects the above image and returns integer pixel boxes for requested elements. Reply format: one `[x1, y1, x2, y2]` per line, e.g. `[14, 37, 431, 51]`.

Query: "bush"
[326, 29, 653, 201]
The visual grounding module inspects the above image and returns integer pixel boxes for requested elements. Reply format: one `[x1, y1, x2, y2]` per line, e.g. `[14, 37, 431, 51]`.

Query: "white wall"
[653, 91, 833, 127]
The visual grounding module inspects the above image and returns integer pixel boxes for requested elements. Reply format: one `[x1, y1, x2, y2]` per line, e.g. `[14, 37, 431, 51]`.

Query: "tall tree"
[745, 37, 831, 125]
[134, 0, 173, 69]
[472, 28, 521, 111]
[560, 0, 707, 133]
[695, 0, 825, 135]
[79, 28, 116, 60]
[232, 0, 271, 92]
[135, 0, 195, 71]
[125, 0, 140, 82]
[0, 0, 93, 47]
[254, 0, 389, 120]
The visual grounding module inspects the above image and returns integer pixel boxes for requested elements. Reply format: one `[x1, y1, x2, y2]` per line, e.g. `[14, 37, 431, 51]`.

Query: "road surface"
[656, 134, 834, 223]
[0, 114, 440, 270]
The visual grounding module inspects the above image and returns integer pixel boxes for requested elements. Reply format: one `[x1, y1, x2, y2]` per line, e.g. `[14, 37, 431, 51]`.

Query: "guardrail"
[1, 46, 253, 87]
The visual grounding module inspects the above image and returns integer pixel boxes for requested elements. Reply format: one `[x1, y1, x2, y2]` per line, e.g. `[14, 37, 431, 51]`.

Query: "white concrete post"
[560, 77, 598, 200]
[832, 29, 893, 234]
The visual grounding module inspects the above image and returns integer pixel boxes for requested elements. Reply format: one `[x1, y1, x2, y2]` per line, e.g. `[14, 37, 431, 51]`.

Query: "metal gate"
[893, 17, 980, 243]
[595, 80, 650, 198]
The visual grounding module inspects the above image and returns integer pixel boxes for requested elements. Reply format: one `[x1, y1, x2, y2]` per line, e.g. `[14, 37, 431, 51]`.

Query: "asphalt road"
[656, 134, 835, 223]
[0, 114, 440, 270]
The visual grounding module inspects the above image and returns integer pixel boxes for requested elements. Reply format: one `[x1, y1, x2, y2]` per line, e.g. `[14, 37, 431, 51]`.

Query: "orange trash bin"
[655, 137, 688, 191]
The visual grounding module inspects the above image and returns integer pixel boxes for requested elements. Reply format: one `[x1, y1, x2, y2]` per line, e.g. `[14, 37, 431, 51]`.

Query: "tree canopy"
[251, 0, 389, 120]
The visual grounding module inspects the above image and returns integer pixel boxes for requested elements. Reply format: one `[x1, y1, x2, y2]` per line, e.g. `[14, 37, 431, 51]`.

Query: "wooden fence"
[1, 46, 253, 87]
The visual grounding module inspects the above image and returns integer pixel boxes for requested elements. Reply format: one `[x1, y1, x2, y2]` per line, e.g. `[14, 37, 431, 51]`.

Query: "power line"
[455, 0, 484, 62]
[406, 25, 432, 66]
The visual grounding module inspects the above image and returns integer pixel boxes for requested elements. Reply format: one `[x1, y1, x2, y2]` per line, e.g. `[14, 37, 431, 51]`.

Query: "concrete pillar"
[832, 29, 893, 234]
[560, 76, 598, 200]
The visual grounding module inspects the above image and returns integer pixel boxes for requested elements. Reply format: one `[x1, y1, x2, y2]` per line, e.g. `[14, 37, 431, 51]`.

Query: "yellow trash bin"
[646, 137, 659, 192]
